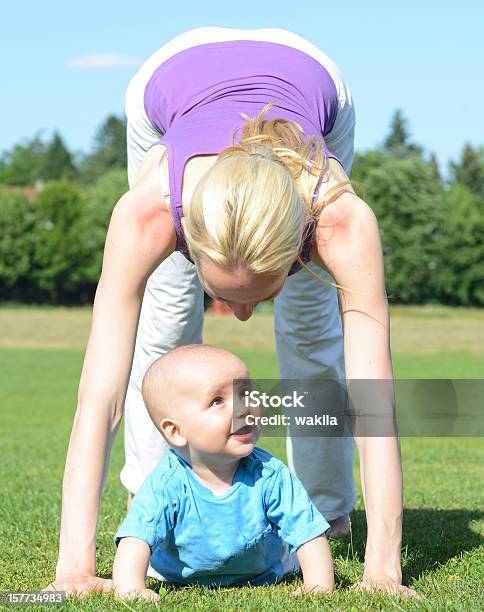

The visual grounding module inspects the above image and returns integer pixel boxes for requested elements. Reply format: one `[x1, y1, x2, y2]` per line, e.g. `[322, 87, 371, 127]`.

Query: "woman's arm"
[44, 183, 176, 595]
[312, 193, 418, 597]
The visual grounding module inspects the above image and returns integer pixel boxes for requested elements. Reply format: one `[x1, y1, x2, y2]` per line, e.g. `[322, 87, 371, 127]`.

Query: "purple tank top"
[144, 40, 340, 276]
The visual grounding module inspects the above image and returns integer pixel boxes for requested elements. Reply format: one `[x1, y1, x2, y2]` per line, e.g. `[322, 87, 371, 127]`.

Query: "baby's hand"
[292, 584, 333, 597]
[114, 586, 160, 602]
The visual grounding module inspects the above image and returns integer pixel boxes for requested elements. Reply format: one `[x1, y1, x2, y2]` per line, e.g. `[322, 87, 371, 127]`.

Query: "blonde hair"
[182, 100, 352, 289]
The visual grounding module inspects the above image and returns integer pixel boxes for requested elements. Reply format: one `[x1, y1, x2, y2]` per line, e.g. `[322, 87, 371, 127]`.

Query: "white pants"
[121, 27, 356, 523]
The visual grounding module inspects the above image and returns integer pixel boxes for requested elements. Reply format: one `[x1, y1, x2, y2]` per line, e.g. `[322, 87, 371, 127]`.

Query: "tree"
[95, 115, 127, 167]
[40, 132, 77, 181]
[0, 189, 37, 299]
[429, 152, 442, 187]
[449, 143, 484, 199]
[83, 168, 129, 282]
[350, 150, 385, 198]
[31, 180, 91, 301]
[430, 184, 484, 306]
[0, 135, 46, 186]
[79, 115, 127, 183]
[362, 157, 445, 303]
[382, 110, 423, 158]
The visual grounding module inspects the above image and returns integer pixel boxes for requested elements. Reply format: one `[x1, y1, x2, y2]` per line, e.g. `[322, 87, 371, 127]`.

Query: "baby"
[113, 344, 334, 601]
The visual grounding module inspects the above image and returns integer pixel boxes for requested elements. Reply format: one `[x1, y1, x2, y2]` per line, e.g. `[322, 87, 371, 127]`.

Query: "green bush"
[0, 189, 37, 298]
[362, 157, 445, 304]
[83, 168, 129, 282]
[430, 184, 484, 306]
[31, 180, 92, 301]
[1, 130, 482, 306]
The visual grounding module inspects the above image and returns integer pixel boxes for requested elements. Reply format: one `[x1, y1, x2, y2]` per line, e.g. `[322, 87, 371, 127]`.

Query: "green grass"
[0, 344, 483, 610]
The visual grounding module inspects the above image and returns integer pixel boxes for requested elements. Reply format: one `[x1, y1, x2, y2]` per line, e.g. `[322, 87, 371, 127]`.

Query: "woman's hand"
[350, 578, 421, 598]
[43, 574, 113, 597]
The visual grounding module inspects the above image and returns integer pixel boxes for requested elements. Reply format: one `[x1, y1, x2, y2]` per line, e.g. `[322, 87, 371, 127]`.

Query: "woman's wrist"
[365, 538, 402, 582]
[364, 556, 401, 584]
[363, 566, 402, 584]
[55, 548, 96, 578]
[55, 564, 96, 579]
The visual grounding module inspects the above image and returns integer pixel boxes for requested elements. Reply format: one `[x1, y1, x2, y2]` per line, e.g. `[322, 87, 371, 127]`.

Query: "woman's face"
[198, 260, 287, 321]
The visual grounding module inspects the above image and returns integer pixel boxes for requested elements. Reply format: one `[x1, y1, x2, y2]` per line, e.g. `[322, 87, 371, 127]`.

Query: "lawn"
[0, 306, 483, 610]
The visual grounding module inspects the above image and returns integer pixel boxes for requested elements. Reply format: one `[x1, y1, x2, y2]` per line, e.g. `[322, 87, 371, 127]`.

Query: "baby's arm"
[112, 466, 177, 600]
[294, 534, 334, 596]
[263, 456, 334, 596]
[113, 537, 160, 601]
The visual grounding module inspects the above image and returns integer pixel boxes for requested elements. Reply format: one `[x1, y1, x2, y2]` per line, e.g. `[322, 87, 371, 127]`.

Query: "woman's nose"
[231, 303, 255, 321]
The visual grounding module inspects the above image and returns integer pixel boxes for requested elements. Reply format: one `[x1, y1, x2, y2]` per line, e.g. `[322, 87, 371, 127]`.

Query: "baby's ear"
[159, 418, 186, 447]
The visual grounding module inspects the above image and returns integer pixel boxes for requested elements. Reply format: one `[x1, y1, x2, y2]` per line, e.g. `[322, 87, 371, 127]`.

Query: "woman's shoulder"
[319, 189, 363, 228]
[311, 182, 375, 274]
[130, 143, 171, 215]
[312, 192, 380, 283]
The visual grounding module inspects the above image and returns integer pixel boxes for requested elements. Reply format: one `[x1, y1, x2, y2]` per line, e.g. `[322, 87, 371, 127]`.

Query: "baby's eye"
[209, 396, 224, 407]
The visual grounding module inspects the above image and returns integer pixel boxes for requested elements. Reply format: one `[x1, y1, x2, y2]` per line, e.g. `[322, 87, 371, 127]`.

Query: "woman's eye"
[210, 397, 224, 407]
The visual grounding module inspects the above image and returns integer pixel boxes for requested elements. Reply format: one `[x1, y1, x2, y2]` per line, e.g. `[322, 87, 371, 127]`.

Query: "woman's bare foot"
[328, 514, 350, 537]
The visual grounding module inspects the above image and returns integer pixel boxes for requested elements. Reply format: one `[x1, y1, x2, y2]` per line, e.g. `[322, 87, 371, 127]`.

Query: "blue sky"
[1, 0, 482, 174]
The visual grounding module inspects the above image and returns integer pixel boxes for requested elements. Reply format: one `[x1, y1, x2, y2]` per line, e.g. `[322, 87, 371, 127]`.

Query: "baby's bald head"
[141, 344, 246, 434]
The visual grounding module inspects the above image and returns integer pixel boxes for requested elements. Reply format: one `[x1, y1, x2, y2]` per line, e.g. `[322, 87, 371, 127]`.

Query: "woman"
[46, 27, 416, 597]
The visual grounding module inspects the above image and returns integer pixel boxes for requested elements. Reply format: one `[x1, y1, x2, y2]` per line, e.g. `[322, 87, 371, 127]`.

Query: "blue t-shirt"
[114, 447, 330, 586]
